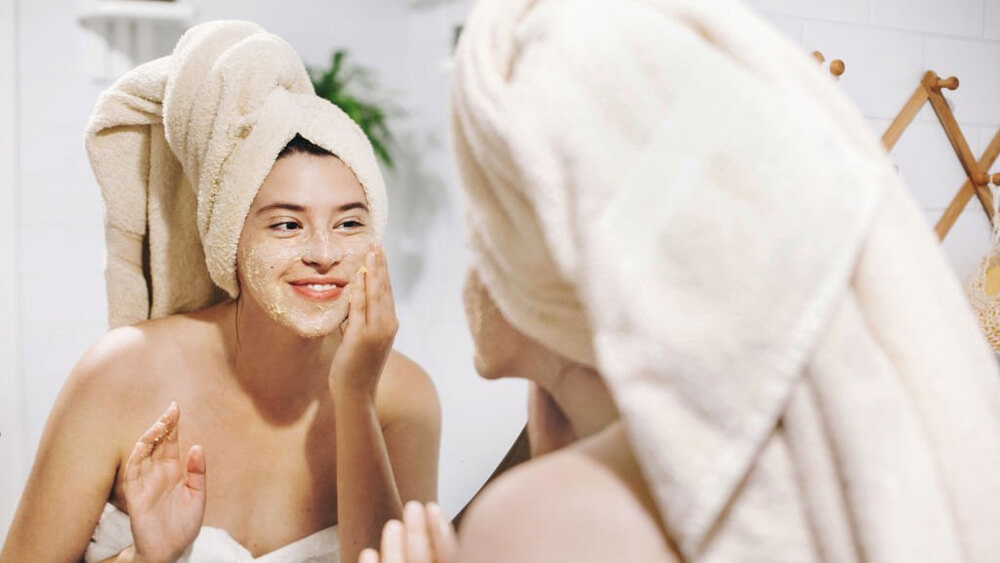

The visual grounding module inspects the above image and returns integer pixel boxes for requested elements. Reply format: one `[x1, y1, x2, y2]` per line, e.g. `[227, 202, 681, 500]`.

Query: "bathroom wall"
[744, 0, 1000, 280]
[0, 0, 25, 541]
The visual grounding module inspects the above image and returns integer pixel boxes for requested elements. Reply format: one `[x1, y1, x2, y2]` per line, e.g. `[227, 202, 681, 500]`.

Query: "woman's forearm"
[334, 384, 403, 563]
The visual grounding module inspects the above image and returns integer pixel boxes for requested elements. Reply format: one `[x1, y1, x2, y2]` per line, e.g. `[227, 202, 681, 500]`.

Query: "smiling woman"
[238, 136, 375, 338]
[1, 21, 440, 563]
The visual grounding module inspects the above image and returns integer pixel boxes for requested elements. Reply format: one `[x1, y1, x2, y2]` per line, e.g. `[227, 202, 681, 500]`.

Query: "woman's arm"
[330, 246, 405, 563]
[377, 353, 441, 504]
[2, 332, 134, 562]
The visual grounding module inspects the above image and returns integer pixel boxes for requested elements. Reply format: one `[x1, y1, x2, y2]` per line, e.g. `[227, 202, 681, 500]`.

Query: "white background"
[4, 0, 1000, 541]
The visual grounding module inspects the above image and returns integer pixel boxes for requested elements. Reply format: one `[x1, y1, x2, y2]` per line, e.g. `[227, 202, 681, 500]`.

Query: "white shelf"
[79, 1, 194, 24]
[78, 1, 194, 81]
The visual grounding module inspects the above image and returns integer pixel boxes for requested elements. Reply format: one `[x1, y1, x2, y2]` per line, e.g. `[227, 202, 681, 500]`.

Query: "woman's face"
[462, 269, 562, 381]
[236, 152, 374, 338]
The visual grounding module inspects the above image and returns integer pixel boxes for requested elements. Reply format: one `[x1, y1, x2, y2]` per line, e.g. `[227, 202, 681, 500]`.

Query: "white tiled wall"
[0, 0, 25, 540]
[745, 0, 1000, 281]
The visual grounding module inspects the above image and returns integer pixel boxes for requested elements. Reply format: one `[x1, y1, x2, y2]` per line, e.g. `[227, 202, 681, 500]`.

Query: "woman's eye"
[270, 221, 302, 232]
[338, 220, 364, 230]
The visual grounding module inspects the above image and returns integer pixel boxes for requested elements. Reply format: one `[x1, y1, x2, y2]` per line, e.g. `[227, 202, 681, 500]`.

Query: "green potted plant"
[309, 50, 398, 169]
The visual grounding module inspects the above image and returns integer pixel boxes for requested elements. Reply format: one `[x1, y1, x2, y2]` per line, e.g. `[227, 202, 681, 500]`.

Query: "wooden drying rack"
[815, 50, 1000, 240]
[882, 70, 1000, 239]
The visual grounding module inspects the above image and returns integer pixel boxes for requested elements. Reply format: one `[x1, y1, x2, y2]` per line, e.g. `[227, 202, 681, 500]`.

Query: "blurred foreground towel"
[86, 20, 387, 328]
[451, 0, 1000, 561]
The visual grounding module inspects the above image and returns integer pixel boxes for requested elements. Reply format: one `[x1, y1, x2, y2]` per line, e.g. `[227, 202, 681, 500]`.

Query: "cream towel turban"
[86, 20, 387, 328]
[452, 0, 1000, 561]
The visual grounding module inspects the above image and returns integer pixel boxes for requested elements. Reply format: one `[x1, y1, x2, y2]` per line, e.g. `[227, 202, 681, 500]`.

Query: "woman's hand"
[122, 402, 206, 563]
[359, 502, 457, 563]
[330, 244, 398, 399]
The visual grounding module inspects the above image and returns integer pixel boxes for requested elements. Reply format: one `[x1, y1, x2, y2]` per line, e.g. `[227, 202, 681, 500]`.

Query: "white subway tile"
[19, 224, 104, 277]
[758, 13, 803, 45]
[987, 0, 1000, 40]
[977, 125, 1000, 170]
[871, 0, 985, 38]
[890, 118, 979, 209]
[803, 21, 924, 119]
[925, 37, 1000, 125]
[741, 0, 870, 25]
[891, 120, 979, 208]
[20, 271, 107, 327]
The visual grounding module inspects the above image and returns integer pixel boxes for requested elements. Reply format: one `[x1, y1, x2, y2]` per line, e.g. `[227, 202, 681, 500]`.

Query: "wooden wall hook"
[812, 51, 847, 77]
[933, 76, 960, 92]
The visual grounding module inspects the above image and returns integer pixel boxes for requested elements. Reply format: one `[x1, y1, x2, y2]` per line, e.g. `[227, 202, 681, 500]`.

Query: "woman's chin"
[275, 308, 348, 339]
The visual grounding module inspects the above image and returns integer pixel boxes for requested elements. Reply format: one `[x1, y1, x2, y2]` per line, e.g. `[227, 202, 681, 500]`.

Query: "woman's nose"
[301, 232, 343, 270]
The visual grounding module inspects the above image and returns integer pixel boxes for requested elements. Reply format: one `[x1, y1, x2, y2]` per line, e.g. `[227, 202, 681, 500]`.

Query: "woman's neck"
[537, 360, 620, 442]
[219, 299, 339, 423]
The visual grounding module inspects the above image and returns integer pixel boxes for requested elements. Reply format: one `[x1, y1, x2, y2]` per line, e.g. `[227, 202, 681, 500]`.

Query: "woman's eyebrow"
[255, 201, 369, 216]
[338, 202, 369, 213]
[255, 202, 306, 215]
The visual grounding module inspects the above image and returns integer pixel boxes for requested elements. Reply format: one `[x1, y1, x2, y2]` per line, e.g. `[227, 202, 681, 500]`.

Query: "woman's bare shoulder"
[380, 351, 438, 402]
[376, 351, 440, 427]
[67, 309, 222, 405]
[457, 424, 679, 563]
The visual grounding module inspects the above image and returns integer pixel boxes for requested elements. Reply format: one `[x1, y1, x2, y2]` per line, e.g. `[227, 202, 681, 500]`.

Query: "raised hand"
[122, 402, 206, 563]
[359, 502, 457, 563]
[330, 244, 398, 399]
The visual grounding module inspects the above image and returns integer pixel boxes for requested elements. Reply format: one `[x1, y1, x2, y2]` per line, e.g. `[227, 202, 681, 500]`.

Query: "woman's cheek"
[240, 240, 301, 324]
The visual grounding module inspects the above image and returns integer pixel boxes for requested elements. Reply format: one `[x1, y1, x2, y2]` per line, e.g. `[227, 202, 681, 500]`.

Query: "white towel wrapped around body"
[451, 0, 1000, 561]
[87, 20, 387, 328]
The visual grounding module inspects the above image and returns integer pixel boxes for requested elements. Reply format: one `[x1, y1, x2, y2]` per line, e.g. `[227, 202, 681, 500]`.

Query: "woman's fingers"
[380, 519, 405, 563]
[124, 439, 149, 484]
[185, 445, 207, 493]
[364, 244, 397, 334]
[367, 504, 456, 563]
[403, 501, 432, 563]
[426, 502, 458, 563]
[364, 248, 379, 325]
[375, 246, 397, 327]
[348, 266, 368, 334]
[160, 402, 181, 461]
[129, 402, 179, 470]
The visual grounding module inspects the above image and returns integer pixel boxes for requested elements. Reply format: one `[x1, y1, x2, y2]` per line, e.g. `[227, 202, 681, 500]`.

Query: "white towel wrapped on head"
[87, 20, 388, 328]
[451, 0, 1000, 561]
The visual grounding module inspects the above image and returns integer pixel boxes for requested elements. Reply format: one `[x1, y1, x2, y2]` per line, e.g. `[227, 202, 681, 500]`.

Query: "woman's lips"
[289, 282, 345, 302]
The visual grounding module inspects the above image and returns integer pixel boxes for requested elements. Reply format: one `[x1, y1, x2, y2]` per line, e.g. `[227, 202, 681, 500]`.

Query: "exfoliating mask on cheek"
[239, 230, 376, 338]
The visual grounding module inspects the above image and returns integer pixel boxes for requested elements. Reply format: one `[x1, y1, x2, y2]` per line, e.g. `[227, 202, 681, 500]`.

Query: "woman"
[1, 21, 440, 563]
[367, 0, 1000, 561]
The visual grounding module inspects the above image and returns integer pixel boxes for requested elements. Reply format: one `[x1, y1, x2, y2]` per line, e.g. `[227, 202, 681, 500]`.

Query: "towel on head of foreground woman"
[451, 0, 1000, 561]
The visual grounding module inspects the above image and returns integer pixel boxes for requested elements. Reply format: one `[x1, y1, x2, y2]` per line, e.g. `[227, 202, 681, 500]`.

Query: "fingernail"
[384, 519, 403, 535]
[427, 502, 445, 523]
[405, 501, 423, 519]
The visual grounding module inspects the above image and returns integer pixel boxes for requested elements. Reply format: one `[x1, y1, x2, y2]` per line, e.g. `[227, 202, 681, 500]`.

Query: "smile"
[289, 280, 346, 302]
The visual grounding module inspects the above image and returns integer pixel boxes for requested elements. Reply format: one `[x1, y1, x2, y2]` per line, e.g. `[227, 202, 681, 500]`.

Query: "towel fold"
[87, 20, 387, 327]
[451, 0, 1000, 560]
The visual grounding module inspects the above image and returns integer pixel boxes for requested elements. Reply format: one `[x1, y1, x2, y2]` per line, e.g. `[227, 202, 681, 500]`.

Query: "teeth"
[305, 284, 338, 291]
